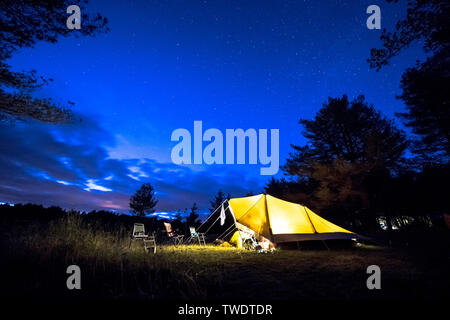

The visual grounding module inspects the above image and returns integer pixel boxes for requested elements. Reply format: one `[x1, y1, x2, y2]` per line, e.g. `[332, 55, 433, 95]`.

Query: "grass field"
[0, 214, 448, 300]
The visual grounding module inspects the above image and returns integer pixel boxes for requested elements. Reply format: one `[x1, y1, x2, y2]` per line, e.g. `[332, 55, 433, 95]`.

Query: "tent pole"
[220, 225, 238, 241]
[303, 207, 317, 234]
[216, 222, 238, 240]
[264, 194, 274, 243]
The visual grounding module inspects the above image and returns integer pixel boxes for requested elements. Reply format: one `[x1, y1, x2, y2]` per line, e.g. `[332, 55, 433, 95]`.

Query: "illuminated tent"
[200, 194, 356, 247]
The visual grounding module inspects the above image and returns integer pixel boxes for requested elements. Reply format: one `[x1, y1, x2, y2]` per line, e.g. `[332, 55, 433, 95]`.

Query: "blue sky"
[0, 0, 424, 216]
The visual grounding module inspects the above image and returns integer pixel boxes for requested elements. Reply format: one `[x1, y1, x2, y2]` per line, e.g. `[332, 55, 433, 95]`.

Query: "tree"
[396, 52, 450, 162]
[284, 95, 408, 173]
[283, 95, 408, 227]
[186, 203, 201, 228]
[264, 176, 317, 205]
[368, 0, 449, 161]
[0, 0, 108, 123]
[209, 189, 230, 213]
[171, 208, 186, 233]
[264, 177, 290, 199]
[368, 0, 448, 71]
[129, 183, 158, 217]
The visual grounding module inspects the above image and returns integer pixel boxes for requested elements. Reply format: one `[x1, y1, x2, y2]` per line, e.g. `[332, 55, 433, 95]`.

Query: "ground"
[0, 215, 448, 300]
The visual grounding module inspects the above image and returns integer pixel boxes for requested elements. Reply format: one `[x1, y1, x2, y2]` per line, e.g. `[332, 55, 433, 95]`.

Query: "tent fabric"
[229, 230, 244, 248]
[229, 194, 271, 239]
[226, 194, 355, 243]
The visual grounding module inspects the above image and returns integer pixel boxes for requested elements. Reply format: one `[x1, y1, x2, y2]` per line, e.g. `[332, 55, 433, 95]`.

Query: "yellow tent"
[223, 194, 355, 246]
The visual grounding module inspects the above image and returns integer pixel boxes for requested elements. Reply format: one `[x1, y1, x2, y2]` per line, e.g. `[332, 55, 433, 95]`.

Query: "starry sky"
[0, 0, 424, 217]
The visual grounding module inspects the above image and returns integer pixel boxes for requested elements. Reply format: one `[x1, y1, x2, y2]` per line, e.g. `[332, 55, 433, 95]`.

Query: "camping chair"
[163, 222, 184, 245]
[129, 223, 157, 253]
[144, 232, 157, 253]
[187, 227, 206, 246]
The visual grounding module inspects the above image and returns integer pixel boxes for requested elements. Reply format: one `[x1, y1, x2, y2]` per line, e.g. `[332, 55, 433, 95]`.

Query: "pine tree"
[129, 183, 158, 217]
[209, 190, 230, 213]
[186, 203, 200, 228]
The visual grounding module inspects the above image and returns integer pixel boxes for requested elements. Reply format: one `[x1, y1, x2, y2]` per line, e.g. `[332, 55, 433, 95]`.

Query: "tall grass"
[1, 213, 448, 300]
[1, 214, 245, 299]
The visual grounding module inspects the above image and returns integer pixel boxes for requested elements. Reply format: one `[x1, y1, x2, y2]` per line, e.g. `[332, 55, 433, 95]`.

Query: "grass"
[0, 214, 448, 300]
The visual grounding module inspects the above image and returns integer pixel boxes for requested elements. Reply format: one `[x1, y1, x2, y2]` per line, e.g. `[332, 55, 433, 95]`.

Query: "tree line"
[131, 0, 450, 233]
[265, 0, 449, 233]
[1, 1, 448, 236]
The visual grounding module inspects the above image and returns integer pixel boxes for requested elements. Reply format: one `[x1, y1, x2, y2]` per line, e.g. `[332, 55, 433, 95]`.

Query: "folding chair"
[163, 222, 184, 245]
[144, 232, 157, 254]
[129, 223, 157, 253]
[187, 227, 206, 246]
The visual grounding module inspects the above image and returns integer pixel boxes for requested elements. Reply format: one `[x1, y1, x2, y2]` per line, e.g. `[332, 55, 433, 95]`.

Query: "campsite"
[1, 0, 449, 308]
[0, 200, 448, 300]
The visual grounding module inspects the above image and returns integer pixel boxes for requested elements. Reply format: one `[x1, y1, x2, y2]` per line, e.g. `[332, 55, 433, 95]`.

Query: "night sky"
[0, 0, 424, 217]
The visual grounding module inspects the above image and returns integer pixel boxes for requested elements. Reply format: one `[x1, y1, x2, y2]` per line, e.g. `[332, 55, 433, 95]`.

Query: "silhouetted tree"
[396, 52, 450, 162]
[209, 189, 230, 213]
[368, 0, 449, 161]
[0, 0, 108, 123]
[368, 0, 448, 71]
[285, 95, 407, 173]
[186, 203, 200, 228]
[283, 95, 408, 228]
[264, 176, 318, 205]
[129, 183, 158, 217]
[264, 177, 290, 198]
[169, 208, 186, 234]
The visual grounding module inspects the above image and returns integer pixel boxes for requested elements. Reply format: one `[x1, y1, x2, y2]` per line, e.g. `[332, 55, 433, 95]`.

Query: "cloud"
[84, 179, 113, 192]
[0, 117, 266, 214]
